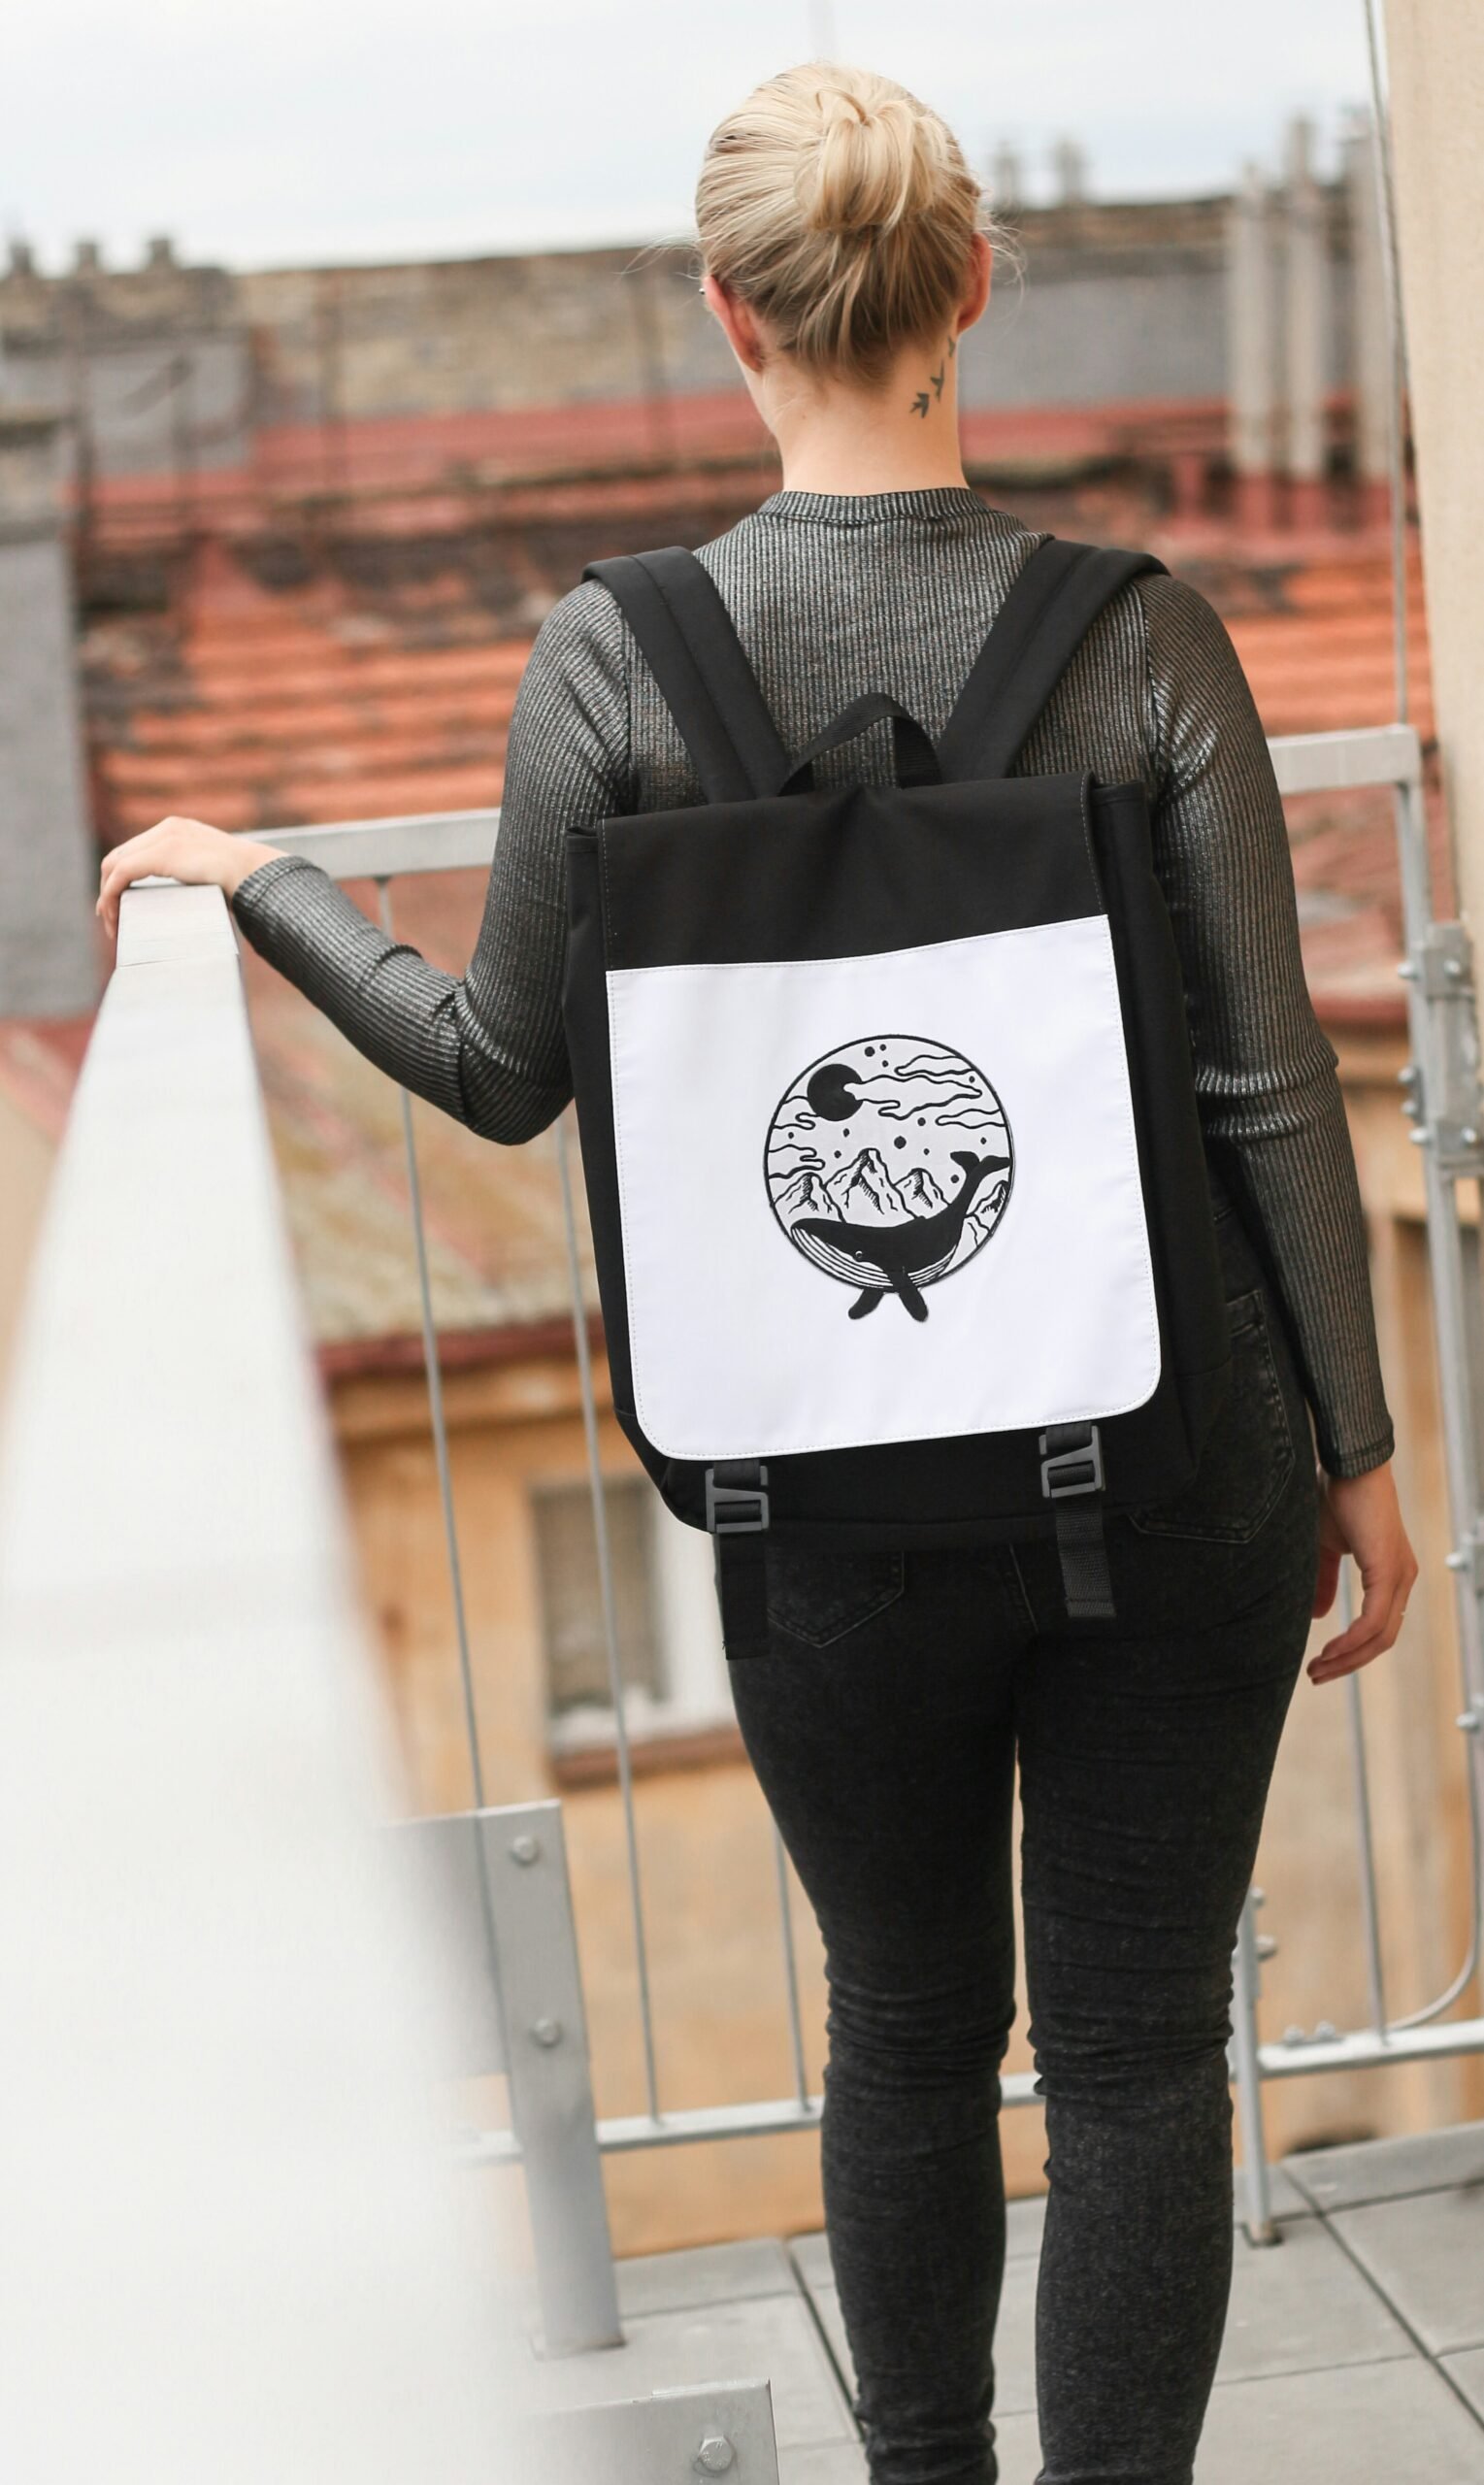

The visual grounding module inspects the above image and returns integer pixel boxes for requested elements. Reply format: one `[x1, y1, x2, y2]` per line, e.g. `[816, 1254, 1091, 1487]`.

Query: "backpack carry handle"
[779, 693, 942, 796]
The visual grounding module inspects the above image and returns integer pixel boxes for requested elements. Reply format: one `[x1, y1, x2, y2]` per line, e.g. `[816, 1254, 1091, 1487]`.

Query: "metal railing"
[22, 722, 1473, 2387]
[261, 714, 1484, 2273]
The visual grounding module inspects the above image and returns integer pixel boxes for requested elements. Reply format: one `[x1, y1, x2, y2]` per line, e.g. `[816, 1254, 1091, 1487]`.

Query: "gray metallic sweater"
[230, 485, 1394, 1478]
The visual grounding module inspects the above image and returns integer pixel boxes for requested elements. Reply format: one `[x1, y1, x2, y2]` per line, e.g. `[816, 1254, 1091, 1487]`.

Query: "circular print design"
[765, 1034, 1014, 1323]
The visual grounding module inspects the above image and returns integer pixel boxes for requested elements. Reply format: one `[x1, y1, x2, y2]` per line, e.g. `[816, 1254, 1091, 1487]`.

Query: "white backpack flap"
[610, 911, 1158, 1464]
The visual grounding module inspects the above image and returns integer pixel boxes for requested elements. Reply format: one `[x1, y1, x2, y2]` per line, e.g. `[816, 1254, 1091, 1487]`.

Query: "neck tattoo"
[909, 336, 957, 418]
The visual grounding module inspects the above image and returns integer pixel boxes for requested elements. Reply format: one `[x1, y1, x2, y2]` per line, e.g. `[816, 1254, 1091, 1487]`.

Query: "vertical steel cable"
[1362, 0, 1411, 724]
[376, 879, 485, 1811]
[555, 1110, 662, 2125]
[1340, 1564, 1390, 2034]
[770, 1823, 812, 2109]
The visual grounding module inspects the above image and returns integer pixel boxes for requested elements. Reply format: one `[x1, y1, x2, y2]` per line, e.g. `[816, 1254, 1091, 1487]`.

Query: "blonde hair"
[695, 62, 989, 385]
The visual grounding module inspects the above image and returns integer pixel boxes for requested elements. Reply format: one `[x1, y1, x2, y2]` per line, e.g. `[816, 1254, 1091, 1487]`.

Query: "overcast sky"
[3, 0, 1378, 273]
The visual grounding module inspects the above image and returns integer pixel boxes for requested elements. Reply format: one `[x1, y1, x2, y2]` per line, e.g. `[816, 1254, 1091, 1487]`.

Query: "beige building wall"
[0, 1091, 57, 1393]
[1384, 2, 1484, 923]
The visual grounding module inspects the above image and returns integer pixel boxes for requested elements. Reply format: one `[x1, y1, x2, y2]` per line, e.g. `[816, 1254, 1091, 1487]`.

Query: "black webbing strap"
[705, 1461, 771, 1661]
[1039, 1422, 1115, 1623]
[583, 547, 791, 806]
[938, 539, 1168, 784]
[780, 692, 941, 794]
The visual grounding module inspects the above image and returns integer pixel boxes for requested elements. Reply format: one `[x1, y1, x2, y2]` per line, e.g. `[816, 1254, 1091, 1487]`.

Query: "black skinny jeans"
[728, 1203, 1322, 2485]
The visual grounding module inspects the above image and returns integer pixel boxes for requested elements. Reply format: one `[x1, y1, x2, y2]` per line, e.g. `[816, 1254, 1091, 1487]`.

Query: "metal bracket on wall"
[392, 1798, 622, 2359]
[523, 2378, 781, 2485]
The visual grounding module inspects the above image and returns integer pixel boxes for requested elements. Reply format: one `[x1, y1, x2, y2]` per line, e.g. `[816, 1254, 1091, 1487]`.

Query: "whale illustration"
[793, 1149, 1010, 1322]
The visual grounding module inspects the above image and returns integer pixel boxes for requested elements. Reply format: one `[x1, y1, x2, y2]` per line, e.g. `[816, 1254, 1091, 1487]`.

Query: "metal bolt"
[1457, 1711, 1481, 1735]
[1256, 1933, 1278, 1960]
[1398, 960, 1417, 979]
[1447, 1550, 1468, 1571]
[1465, 1128, 1480, 1146]
[1315, 2020, 1338, 2042]
[1446, 956, 1466, 978]
[510, 1834, 541, 1866]
[695, 2438, 736, 2475]
[1398, 1065, 1419, 1085]
[1251, 1887, 1266, 1905]
[1282, 2024, 1306, 2045]
[1410, 1127, 1431, 1144]
[530, 2017, 564, 2048]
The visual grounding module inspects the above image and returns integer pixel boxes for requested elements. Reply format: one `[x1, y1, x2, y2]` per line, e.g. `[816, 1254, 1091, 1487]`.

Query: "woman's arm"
[1137, 572, 1414, 1670]
[97, 580, 632, 1146]
[1138, 571, 1396, 1477]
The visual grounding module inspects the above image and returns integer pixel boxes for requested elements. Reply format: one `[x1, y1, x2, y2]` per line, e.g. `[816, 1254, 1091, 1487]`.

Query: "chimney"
[73, 239, 102, 276]
[1226, 162, 1281, 530]
[145, 236, 177, 271]
[1343, 111, 1393, 524]
[1282, 116, 1329, 527]
[1050, 137, 1089, 208]
[990, 143, 1024, 212]
[6, 239, 35, 280]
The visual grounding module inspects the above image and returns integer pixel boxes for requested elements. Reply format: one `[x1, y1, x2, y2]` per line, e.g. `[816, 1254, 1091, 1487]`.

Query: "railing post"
[484, 1802, 623, 2357]
[1231, 1888, 1276, 2245]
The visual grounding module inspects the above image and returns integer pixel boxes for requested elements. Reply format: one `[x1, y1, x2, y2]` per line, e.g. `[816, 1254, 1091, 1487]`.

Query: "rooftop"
[530, 2121, 1484, 2482]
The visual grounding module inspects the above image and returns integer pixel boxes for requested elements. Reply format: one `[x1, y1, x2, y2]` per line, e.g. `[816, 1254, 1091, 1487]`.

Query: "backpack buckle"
[1039, 1422, 1104, 1500]
[705, 1464, 771, 1537]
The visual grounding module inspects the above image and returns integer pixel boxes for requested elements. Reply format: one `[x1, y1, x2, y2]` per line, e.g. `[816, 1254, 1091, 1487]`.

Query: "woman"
[100, 63, 1415, 2485]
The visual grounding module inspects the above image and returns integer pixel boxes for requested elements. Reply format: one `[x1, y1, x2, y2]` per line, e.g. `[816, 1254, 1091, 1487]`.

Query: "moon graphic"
[805, 1061, 863, 1122]
[765, 1033, 1014, 1323]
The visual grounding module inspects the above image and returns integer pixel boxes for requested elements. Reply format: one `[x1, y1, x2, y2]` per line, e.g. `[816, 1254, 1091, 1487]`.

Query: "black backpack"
[563, 536, 1232, 1654]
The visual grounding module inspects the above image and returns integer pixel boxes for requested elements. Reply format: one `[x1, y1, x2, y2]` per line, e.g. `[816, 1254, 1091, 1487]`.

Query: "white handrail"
[254, 723, 1426, 880]
[0, 880, 526, 2480]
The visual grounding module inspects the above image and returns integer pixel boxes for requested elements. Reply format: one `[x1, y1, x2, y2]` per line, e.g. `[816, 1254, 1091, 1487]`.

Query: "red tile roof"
[17, 462, 1437, 1351]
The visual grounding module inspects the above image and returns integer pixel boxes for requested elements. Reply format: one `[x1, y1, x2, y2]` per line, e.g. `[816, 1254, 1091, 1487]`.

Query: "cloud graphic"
[892, 1050, 977, 1080]
[773, 1102, 817, 1133]
[768, 1143, 825, 1179]
[833, 1072, 982, 1120]
[936, 1105, 1008, 1130]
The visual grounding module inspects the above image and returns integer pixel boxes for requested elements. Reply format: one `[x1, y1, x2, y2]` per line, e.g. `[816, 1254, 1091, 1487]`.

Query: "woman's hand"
[1309, 1460, 1417, 1684]
[96, 816, 285, 945]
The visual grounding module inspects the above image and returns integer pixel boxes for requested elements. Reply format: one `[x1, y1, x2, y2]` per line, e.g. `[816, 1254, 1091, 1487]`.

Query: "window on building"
[531, 1475, 664, 1719]
[529, 1471, 736, 1773]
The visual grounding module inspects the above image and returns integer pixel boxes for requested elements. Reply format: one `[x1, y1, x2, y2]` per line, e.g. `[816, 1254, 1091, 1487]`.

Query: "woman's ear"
[955, 231, 993, 337]
[703, 271, 769, 375]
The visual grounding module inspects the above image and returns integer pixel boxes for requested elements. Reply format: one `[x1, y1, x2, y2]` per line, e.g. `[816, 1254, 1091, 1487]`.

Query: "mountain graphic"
[773, 1168, 834, 1223]
[965, 1178, 1011, 1242]
[825, 1147, 901, 1225]
[897, 1166, 948, 1218]
[779, 1150, 956, 1230]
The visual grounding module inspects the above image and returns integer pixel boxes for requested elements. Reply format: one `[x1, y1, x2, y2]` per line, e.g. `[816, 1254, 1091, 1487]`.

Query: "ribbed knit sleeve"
[1135, 575, 1394, 1477]
[230, 579, 629, 1143]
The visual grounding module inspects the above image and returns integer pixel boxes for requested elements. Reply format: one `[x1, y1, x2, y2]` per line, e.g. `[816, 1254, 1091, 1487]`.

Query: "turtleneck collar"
[754, 484, 1006, 530]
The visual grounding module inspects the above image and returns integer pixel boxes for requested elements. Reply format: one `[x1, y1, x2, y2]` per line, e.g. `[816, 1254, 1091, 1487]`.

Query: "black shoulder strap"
[938, 538, 1168, 783]
[582, 547, 790, 805]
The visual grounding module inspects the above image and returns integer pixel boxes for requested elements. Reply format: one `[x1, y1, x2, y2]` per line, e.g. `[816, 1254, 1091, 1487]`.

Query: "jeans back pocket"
[765, 1545, 907, 1647]
[1128, 1286, 1297, 1544]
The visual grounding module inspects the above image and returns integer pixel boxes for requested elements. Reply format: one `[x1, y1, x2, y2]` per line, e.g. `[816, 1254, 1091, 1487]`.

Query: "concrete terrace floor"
[525, 2121, 1484, 2482]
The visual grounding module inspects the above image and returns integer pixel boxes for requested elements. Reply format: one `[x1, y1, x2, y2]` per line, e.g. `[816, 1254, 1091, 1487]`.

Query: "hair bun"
[803, 85, 921, 236]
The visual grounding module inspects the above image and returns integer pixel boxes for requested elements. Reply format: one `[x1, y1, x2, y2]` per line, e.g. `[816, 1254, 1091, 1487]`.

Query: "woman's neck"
[760, 329, 971, 498]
